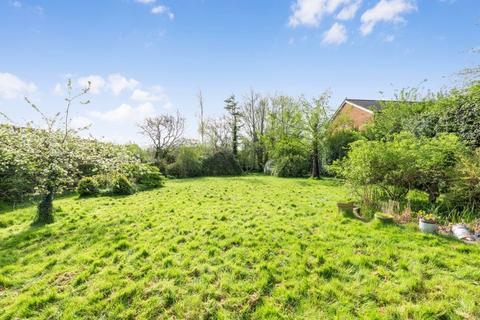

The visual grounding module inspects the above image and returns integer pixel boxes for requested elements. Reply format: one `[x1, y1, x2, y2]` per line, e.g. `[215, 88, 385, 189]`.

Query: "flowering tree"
[1, 80, 91, 224]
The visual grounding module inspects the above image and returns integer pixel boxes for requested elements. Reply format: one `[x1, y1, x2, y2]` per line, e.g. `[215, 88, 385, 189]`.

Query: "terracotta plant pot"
[419, 218, 437, 234]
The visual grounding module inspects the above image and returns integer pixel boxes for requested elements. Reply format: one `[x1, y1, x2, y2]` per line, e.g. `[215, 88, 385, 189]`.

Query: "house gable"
[331, 100, 374, 130]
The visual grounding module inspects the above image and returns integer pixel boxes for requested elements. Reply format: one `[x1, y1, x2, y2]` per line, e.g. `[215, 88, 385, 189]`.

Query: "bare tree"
[197, 90, 206, 144]
[241, 89, 268, 170]
[204, 116, 231, 151]
[138, 111, 185, 165]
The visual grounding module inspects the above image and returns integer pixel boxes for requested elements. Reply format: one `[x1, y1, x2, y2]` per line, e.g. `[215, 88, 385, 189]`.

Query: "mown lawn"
[1, 176, 480, 319]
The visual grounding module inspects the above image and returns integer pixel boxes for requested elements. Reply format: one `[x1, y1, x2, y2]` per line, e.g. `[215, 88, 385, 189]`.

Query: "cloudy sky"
[0, 0, 478, 144]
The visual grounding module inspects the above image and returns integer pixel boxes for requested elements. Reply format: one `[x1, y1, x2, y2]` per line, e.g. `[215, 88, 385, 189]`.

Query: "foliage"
[324, 128, 362, 165]
[1, 176, 480, 319]
[302, 94, 330, 178]
[224, 95, 242, 157]
[202, 151, 242, 176]
[264, 96, 308, 177]
[417, 210, 437, 223]
[445, 149, 480, 213]
[0, 125, 139, 203]
[364, 95, 432, 140]
[417, 84, 480, 148]
[269, 138, 309, 177]
[166, 146, 204, 178]
[111, 174, 135, 195]
[77, 177, 100, 197]
[136, 166, 164, 189]
[335, 132, 464, 204]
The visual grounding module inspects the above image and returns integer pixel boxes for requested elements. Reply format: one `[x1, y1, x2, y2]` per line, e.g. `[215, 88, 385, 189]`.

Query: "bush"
[112, 175, 135, 195]
[268, 138, 309, 177]
[324, 129, 361, 165]
[272, 155, 310, 177]
[137, 166, 164, 189]
[166, 146, 203, 178]
[334, 132, 464, 204]
[446, 149, 480, 214]
[121, 163, 164, 188]
[77, 177, 100, 197]
[202, 151, 242, 176]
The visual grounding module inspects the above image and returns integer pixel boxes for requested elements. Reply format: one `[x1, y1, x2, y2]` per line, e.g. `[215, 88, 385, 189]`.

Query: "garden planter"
[374, 212, 394, 224]
[419, 219, 438, 234]
[452, 224, 475, 241]
[337, 202, 356, 217]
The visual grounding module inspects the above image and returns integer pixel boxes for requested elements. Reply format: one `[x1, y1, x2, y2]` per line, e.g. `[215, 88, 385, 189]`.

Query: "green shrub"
[445, 149, 480, 215]
[112, 175, 135, 195]
[77, 177, 100, 197]
[334, 132, 464, 204]
[272, 155, 310, 177]
[166, 146, 203, 178]
[121, 163, 164, 188]
[268, 138, 309, 177]
[137, 167, 164, 189]
[202, 151, 242, 176]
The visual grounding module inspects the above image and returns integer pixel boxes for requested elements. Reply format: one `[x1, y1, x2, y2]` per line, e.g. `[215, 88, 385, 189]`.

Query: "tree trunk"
[35, 191, 54, 224]
[311, 141, 320, 178]
[232, 118, 238, 158]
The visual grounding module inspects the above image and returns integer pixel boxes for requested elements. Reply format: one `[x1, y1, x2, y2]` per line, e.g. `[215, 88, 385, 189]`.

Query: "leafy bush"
[268, 138, 309, 177]
[446, 149, 480, 214]
[324, 128, 361, 165]
[272, 155, 310, 177]
[202, 151, 242, 176]
[112, 175, 135, 195]
[137, 166, 164, 189]
[77, 177, 100, 197]
[334, 132, 464, 204]
[166, 146, 203, 178]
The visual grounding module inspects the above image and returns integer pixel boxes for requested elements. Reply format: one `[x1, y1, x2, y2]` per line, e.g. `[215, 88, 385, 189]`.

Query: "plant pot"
[452, 224, 475, 241]
[419, 219, 437, 234]
[337, 202, 355, 217]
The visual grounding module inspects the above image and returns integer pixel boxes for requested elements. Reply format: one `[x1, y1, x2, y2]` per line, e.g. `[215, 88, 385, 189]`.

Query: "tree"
[197, 90, 206, 144]
[224, 95, 241, 158]
[1, 79, 91, 224]
[204, 116, 231, 151]
[138, 111, 185, 166]
[241, 89, 268, 170]
[302, 94, 329, 178]
[264, 96, 308, 177]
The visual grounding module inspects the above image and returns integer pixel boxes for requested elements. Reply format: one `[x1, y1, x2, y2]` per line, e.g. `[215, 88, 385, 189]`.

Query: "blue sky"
[0, 0, 478, 143]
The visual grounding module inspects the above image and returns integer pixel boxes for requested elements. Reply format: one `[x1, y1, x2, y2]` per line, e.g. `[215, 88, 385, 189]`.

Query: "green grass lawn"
[1, 176, 480, 319]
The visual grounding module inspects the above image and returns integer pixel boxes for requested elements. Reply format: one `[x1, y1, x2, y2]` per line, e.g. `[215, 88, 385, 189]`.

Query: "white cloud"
[107, 73, 139, 95]
[151, 5, 174, 19]
[78, 75, 106, 94]
[88, 103, 156, 123]
[53, 83, 63, 95]
[0, 72, 37, 99]
[288, 0, 351, 27]
[71, 116, 93, 129]
[322, 22, 348, 45]
[336, 0, 361, 20]
[130, 86, 170, 105]
[77, 74, 139, 95]
[135, 0, 156, 4]
[360, 0, 416, 35]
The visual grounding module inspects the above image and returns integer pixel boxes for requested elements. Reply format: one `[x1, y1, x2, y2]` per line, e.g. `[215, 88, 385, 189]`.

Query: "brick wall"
[331, 102, 373, 130]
